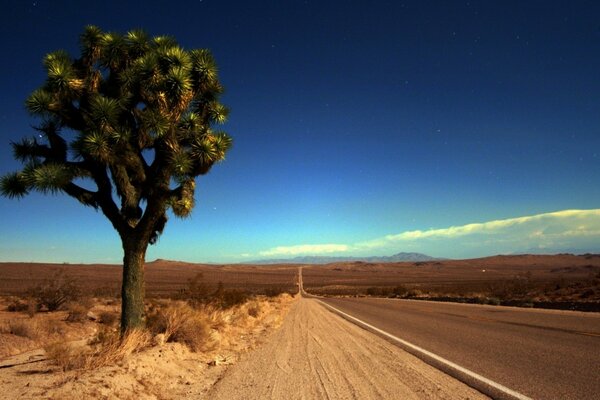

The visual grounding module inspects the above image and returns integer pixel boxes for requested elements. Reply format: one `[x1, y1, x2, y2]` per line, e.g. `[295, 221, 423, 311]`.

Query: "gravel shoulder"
[208, 297, 488, 400]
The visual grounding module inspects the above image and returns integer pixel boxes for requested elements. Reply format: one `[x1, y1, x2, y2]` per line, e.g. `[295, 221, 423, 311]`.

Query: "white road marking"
[299, 267, 531, 400]
[315, 298, 533, 400]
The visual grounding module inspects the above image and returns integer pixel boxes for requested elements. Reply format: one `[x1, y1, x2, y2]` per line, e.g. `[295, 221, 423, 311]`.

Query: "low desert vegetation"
[319, 272, 600, 311]
[12, 273, 293, 372]
[1, 269, 295, 370]
[39, 292, 292, 372]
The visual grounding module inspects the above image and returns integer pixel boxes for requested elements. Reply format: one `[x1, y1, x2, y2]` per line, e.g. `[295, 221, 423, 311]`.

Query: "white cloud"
[253, 209, 600, 258]
[259, 244, 349, 257]
[381, 209, 600, 241]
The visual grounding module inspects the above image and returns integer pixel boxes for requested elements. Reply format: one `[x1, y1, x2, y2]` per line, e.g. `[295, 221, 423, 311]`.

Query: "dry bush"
[92, 286, 119, 299]
[147, 302, 211, 352]
[45, 328, 151, 371]
[44, 341, 84, 371]
[29, 270, 81, 311]
[264, 287, 286, 298]
[86, 328, 151, 368]
[6, 297, 39, 317]
[65, 302, 90, 323]
[247, 301, 261, 317]
[99, 311, 118, 325]
[176, 272, 209, 305]
[6, 298, 29, 312]
[7, 319, 41, 339]
[43, 318, 65, 335]
[211, 282, 251, 309]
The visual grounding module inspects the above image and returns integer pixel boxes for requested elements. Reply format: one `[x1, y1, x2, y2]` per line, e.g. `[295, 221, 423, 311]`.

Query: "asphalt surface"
[318, 295, 600, 400]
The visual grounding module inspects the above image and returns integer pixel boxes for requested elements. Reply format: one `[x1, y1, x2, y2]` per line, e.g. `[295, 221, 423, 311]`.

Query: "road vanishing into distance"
[300, 269, 600, 400]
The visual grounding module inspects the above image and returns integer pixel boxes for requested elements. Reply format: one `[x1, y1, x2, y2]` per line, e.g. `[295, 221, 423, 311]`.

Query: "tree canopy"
[1, 26, 232, 330]
[1, 25, 231, 243]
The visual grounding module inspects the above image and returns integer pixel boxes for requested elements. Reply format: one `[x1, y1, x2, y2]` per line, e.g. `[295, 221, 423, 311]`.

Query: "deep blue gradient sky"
[1, 1, 599, 263]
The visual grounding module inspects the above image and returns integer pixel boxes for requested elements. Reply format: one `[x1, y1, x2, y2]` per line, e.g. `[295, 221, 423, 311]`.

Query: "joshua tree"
[0, 26, 232, 332]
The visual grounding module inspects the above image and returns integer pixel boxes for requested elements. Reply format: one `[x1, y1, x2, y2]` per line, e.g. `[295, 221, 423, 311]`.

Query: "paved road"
[317, 295, 600, 400]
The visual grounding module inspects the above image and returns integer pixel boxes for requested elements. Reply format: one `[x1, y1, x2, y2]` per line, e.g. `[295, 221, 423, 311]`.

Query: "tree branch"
[62, 182, 99, 208]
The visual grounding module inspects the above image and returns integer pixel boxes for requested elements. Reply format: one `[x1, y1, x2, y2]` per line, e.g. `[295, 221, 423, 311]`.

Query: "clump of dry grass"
[6, 297, 39, 317]
[246, 300, 262, 317]
[99, 311, 118, 326]
[7, 319, 42, 339]
[44, 328, 151, 371]
[43, 293, 294, 372]
[65, 302, 90, 323]
[147, 302, 210, 352]
[44, 341, 84, 371]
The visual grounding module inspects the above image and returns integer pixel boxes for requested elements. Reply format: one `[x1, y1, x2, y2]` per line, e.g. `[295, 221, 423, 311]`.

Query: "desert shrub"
[92, 286, 119, 298]
[43, 318, 66, 335]
[486, 297, 501, 305]
[65, 302, 90, 323]
[247, 301, 261, 317]
[406, 289, 423, 298]
[177, 273, 209, 305]
[146, 302, 210, 352]
[264, 287, 286, 297]
[366, 287, 393, 297]
[29, 270, 81, 311]
[392, 285, 409, 297]
[47, 328, 150, 371]
[8, 319, 40, 339]
[220, 290, 249, 308]
[170, 314, 210, 352]
[44, 341, 83, 371]
[7, 298, 38, 317]
[212, 282, 250, 309]
[89, 325, 119, 347]
[7, 299, 29, 312]
[99, 311, 118, 326]
[580, 288, 595, 299]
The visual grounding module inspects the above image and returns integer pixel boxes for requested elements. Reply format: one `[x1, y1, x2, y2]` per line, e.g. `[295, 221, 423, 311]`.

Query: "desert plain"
[0, 253, 599, 399]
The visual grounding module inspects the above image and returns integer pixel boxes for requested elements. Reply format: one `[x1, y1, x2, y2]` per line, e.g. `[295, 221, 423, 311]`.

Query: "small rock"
[86, 311, 99, 321]
[153, 333, 166, 346]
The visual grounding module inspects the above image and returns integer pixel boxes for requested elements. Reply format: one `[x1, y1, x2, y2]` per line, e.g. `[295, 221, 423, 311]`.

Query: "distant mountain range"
[249, 252, 442, 265]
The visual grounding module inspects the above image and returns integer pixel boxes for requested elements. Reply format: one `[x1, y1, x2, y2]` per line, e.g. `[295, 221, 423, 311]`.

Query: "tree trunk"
[120, 235, 148, 333]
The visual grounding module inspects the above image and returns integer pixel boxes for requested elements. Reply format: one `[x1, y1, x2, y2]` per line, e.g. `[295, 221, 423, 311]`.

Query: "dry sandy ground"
[208, 297, 488, 400]
[0, 295, 294, 399]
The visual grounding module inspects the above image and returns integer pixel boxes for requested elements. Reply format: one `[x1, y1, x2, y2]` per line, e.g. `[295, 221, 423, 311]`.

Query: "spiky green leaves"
[11, 138, 45, 162]
[80, 25, 104, 64]
[207, 102, 229, 124]
[25, 163, 74, 194]
[100, 32, 127, 70]
[44, 50, 83, 94]
[170, 179, 195, 218]
[82, 131, 111, 161]
[190, 49, 218, 84]
[125, 29, 150, 58]
[187, 131, 232, 175]
[25, 89, 54, 115]
[0, 172, 29, 199]
[170, 150, 193, 177]
[165, 66, 192, 99]
[89, 95, 121, 129]
[1, 163, 75, 197]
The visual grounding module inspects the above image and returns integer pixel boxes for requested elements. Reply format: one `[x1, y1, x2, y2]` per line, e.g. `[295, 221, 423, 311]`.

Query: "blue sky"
[1, 1, 599, 263]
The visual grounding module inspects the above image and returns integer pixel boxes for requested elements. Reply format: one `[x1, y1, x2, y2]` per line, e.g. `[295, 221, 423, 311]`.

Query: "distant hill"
[249, 252, 442, 265]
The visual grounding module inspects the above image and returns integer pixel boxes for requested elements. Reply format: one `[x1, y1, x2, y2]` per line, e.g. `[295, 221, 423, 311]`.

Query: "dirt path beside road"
[208, 297, 487, 399]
